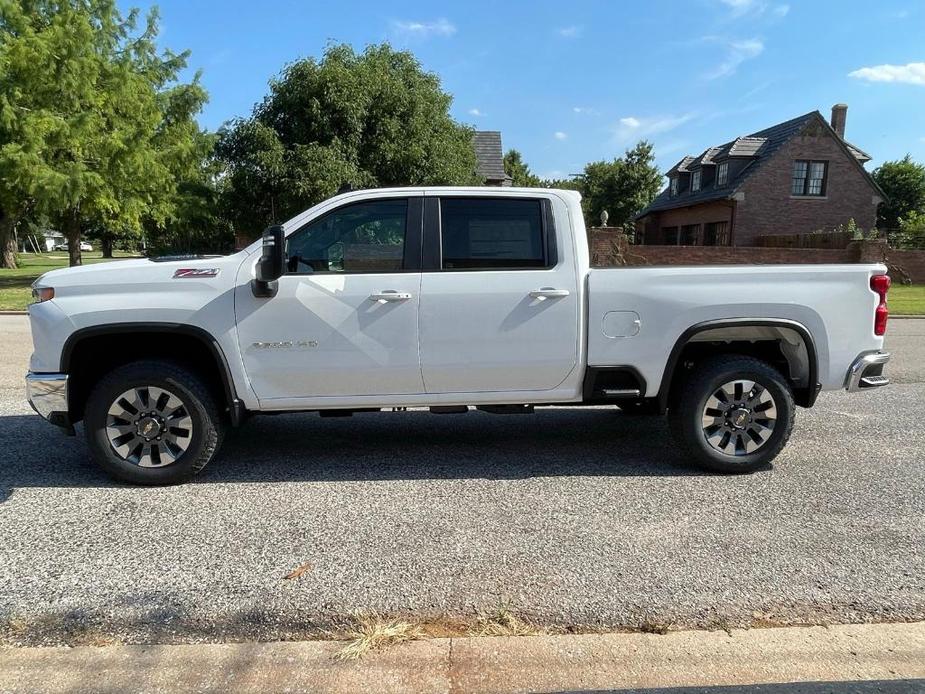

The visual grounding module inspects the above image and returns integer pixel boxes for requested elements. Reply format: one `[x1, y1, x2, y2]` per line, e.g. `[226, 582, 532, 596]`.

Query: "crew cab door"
[418, 194, 579, 393]
[234, 195, 425, 401]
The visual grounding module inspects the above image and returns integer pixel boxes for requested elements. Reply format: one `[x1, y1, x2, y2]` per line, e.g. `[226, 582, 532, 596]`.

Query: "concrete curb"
[1, 622, 923, 694]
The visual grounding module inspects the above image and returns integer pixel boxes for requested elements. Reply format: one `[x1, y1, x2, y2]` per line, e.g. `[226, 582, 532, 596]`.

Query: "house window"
[680, 224, 700, 246]
[792, 160, 828, 196]
[716, 162, 728, 186]
[661, 226, 679, 245]
[670, 177, 678, 197]
[691, 171, 701, 192]
[704, 221, 730, 246]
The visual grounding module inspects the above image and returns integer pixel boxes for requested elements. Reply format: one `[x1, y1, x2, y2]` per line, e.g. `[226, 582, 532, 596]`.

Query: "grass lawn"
[0, 251, 137, 311]
[889, 284, 925, 316]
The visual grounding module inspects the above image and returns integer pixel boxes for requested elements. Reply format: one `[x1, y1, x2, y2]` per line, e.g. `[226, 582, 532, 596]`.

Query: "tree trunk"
[0, 210, 18, 270]
[64, 210, 82, 267]
[101, 236, 113, 258]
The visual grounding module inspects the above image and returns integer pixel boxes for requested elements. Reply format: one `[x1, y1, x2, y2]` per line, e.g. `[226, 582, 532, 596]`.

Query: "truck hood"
[35, 254, 247, 290]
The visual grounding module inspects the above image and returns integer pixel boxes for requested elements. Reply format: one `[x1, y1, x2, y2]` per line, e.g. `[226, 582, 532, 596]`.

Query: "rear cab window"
[437, 197, 556, 271]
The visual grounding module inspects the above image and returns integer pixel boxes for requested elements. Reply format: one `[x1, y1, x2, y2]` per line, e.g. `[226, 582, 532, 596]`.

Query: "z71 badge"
[173, 268, 220, 278]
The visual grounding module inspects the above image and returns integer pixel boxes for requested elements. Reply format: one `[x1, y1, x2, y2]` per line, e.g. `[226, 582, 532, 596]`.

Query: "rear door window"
[439, 198, 549, 270]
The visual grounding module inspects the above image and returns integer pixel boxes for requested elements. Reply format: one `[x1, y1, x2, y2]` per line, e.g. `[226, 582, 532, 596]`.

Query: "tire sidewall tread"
[669, 355, 796, 474]
[84, 360, 224, 485]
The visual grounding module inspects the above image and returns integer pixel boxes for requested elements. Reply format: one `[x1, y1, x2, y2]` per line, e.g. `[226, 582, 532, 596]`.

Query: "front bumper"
[845, 352, 890, 392]
[26, 372, 72, 429]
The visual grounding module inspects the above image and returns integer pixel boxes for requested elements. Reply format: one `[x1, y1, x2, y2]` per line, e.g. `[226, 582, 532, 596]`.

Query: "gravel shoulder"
[1, 316, 923, 646]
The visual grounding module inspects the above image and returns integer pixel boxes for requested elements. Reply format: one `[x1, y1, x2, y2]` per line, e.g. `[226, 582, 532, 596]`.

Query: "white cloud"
[615, 113, 695, 142]
[390, 18, 456, 38]
[468, 108, 484, 116]
[703, 38, 764, 80]
[573, 106, 599, 115]
[740, 80, 772, 101]
[718, 0, 789, 18]
[849, 62, 925, 85]
[720, 0, 756, 14]
[554, 131, 568, 140]
[540, 169, 565, 181]
[558, 25, 582, 38]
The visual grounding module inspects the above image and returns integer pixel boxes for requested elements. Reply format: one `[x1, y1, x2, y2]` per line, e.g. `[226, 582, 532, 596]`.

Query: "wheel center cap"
[136, 416, 161, 438]
[729, 408, 750, 429]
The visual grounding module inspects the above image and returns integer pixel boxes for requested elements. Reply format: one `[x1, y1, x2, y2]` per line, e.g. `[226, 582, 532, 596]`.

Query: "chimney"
[830, 103, 847, 139]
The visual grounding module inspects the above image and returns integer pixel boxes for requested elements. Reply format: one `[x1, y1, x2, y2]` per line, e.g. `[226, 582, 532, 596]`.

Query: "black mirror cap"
[256, 225, 285, 283]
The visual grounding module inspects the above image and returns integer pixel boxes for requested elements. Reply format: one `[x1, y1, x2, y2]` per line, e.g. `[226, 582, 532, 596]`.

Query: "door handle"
[529, 287, 570, 300]
[369, 290, 412, 303]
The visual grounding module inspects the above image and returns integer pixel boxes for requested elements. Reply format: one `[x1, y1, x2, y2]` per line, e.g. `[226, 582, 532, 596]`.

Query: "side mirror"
[253, 225, 285, 297]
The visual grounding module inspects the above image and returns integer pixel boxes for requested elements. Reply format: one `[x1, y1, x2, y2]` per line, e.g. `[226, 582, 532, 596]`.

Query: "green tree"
[541, 176, 580, 190]
[146, 132, 234, 255]
[217, 43, 479, 237]
[0, 0, 207, 267]
[897, 209, 925, 249]
[503, 149, 541, 187]
[872, 155, 925, 229]
[576, 141, 662, 228]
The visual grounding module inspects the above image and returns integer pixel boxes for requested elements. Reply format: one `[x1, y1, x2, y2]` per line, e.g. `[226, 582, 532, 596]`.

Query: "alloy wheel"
[701, 379, 777, 457]
[105, 386, 193, 467]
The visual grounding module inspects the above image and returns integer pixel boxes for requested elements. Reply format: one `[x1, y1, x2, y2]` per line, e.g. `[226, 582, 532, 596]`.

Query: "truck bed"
[586, 263, 887, 397]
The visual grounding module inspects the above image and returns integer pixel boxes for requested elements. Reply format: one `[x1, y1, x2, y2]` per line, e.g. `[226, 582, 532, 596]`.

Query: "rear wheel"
[668, 355, 795, 473]
[84, 360, 224, 485]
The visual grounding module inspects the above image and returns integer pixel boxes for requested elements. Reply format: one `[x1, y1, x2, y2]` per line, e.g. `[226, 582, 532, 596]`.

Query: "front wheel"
[668, 355, 795, 474]
[84, 360, 225, 485]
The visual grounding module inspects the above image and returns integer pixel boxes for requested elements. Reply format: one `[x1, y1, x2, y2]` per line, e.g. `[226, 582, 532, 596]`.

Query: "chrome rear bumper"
[26, 372, 72, 429]
[845, 352, 890, 392]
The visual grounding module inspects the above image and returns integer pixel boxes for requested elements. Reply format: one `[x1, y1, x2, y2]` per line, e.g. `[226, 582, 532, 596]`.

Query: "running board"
[600, 388, 642, 398]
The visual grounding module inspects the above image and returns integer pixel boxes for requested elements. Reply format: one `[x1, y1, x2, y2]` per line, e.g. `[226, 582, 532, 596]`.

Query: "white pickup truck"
[26, 187, 892, 484]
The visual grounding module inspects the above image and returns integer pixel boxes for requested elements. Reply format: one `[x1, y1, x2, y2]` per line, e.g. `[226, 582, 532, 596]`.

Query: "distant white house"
[42, 230, 65, 251]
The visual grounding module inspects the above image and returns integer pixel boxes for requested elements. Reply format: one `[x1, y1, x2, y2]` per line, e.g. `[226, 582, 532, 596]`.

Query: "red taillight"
[871, 274, 891, 336]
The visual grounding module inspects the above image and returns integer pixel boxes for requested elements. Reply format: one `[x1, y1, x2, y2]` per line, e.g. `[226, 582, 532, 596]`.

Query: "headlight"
[31, 286, 55, 304]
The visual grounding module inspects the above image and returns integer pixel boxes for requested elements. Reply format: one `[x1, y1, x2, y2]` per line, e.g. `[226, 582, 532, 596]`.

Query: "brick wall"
[888, 249, 925, 285]
[588, 228, 925, 283]
[735, 123, 880, 245]
[636, 245, 854, 266]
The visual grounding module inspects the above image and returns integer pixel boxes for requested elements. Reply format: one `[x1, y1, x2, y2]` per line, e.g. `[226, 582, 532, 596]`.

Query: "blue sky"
[130, 0, 925, 179]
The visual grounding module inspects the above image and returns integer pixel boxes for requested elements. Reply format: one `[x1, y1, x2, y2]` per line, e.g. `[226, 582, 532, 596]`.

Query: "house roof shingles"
[636, 110, 879, 218]
[473, 131, 510, 183]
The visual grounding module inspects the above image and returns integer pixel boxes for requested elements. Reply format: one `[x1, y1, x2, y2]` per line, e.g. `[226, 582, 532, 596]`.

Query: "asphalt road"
[0, 315, 923, 645]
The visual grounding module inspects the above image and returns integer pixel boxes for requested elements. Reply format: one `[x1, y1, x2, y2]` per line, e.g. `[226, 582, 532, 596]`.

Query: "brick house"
[634, 105, 885, 246]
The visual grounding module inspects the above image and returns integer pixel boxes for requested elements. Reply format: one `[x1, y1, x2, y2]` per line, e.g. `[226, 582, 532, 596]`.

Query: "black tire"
[668, 355, 795, 474]
[84, 360, 224, 485]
